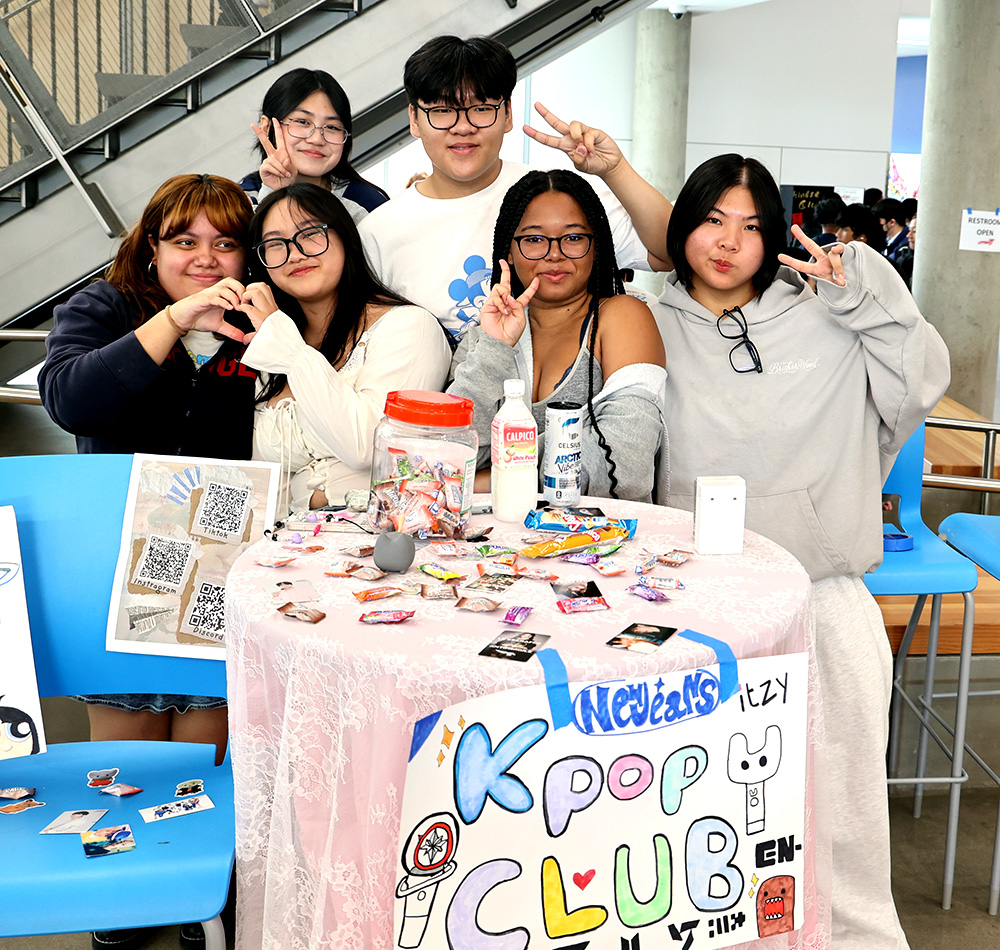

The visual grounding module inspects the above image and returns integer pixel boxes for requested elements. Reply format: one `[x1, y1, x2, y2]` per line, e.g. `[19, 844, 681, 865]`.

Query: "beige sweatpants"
[811, 575, 909, 950]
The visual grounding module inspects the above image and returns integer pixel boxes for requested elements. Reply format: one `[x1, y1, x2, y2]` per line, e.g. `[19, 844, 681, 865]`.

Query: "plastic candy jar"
[368, 390, 478, 537]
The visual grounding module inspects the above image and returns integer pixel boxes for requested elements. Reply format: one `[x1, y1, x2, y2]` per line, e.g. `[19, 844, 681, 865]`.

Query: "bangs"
[159, 182, 251, 241]
[435, 79, 501, 108]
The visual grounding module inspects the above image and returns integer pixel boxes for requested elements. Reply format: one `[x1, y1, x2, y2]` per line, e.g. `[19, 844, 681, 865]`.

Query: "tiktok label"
[394, 652, 809, 949]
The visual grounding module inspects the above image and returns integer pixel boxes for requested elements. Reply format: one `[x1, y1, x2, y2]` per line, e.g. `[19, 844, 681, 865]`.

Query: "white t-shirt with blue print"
[359, 162, 649, 340]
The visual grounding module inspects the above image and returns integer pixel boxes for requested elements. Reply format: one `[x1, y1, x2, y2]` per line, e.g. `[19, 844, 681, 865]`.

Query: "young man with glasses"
[359, 34, 672, 339]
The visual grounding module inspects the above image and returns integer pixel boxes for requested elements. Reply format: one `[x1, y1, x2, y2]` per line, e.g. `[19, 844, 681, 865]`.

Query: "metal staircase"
[0, 0, 652, 331]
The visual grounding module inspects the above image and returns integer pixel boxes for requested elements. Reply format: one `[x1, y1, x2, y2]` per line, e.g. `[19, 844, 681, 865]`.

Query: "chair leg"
[914, 594, 944, 817]
[201, 915, 226, 950]
[941, 591, 974, 911]
[990, 792, 1000, 915]
[889, 594, 927, 777]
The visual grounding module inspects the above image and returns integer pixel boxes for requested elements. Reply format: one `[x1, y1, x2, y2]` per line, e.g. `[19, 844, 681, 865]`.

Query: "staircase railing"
[0, 0, 370, 231]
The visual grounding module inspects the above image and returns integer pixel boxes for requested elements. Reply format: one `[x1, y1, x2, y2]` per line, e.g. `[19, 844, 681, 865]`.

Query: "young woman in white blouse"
[239, 182, 451, 513]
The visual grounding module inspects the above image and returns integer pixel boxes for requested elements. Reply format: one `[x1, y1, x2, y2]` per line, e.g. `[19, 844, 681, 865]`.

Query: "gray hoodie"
[652, 241, 950, 581]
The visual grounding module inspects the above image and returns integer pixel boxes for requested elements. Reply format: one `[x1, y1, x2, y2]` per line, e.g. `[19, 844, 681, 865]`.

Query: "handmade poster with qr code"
[106, 455, 280, 659]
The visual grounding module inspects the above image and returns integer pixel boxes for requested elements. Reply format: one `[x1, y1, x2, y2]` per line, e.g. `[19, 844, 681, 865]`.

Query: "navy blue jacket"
[39, 281, 255, 458]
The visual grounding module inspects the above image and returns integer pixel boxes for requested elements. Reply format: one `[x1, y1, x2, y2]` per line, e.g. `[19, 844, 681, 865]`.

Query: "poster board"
[106, 454, 279, 660]
[393, 651, 808, 950]
[0, 505, 46, 757]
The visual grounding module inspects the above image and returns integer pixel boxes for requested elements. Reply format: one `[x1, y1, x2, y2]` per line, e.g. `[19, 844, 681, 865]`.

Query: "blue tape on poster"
[536, 647, 574, 730]
[409, 711, 441, 761]
[883, 532, 914, 551]
[675, 628, 739, 702]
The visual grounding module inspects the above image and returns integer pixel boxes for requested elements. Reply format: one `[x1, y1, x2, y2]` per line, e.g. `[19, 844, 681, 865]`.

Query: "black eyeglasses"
[717, 305, 762, 374]
[512, 233, 594, 260]
[415, 102, 505, 130]
[255, 225, 330, 269]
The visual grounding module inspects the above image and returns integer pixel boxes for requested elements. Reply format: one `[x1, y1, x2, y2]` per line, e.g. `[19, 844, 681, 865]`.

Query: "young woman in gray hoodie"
[652, 154, 950, 950]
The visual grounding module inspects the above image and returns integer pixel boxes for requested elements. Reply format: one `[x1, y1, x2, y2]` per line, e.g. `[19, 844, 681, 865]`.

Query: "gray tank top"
[530, 316, 603, 430]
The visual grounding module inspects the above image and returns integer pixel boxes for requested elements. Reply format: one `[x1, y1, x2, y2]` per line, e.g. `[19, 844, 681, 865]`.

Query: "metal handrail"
[0, 384, 40, 404]
[0, 328, 47, 340]
[924, 416, 1000, 510]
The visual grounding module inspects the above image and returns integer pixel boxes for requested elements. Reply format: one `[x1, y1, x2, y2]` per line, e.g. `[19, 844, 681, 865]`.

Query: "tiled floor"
[1, 791, 998, 948]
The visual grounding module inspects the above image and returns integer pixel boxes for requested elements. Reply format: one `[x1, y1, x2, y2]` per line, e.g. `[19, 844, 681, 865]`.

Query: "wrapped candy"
[556, 596, 610, 613]
[359, 610, 415, 624]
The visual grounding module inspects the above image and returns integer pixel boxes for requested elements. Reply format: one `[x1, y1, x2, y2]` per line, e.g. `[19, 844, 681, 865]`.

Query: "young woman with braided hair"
[448, 169, 667, 501]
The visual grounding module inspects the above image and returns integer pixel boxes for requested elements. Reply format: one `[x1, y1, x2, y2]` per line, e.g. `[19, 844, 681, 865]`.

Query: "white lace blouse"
[241, 305, 451, 513]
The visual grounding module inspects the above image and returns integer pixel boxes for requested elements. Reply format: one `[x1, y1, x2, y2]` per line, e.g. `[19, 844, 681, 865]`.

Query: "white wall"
[685, 0, 902, 189]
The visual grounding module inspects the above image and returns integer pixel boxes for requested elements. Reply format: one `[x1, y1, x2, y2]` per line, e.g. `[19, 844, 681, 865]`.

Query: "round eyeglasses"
[255, 225, 330, 269]
[415, 102, 505, 130]
[280, 118, 350, 145]
[512, 233, 594, 260]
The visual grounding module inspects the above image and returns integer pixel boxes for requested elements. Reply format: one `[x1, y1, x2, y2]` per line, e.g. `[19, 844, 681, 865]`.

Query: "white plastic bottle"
[491, 379, 539, 523]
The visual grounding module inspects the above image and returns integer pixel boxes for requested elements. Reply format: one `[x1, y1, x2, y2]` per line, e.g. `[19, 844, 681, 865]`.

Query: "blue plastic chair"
[936, 511, 1000, 915]
[863, 422, 979, 910]
[0, 454, 234, 949]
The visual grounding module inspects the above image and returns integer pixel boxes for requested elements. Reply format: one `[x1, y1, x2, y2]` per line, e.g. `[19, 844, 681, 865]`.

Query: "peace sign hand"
[239, 282, 279, 345]
[252, 116, 294, 192]
[778, 225, 847, 286]
[478, 260, 539, 347]
[523, 101, 624, 179]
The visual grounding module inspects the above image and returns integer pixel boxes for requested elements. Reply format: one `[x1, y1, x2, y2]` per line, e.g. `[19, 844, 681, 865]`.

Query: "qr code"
[136, 535, 194, 592]
[197, 481, 250, 538]
[187, 582, 226, 639]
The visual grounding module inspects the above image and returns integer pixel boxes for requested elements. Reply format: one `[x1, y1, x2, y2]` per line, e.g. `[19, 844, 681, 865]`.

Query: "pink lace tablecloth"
[225, 500, 831, 950]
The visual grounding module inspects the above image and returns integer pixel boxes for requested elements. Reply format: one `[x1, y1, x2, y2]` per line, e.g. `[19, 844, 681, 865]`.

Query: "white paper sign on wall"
[959, 209, 1000, 252]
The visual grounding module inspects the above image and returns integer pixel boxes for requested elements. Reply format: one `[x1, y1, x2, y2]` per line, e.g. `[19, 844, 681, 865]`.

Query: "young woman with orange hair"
[39, 173, 254, 950]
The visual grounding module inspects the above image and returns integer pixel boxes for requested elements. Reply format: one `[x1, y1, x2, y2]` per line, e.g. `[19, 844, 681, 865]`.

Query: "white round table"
[224, 499, 828, 950]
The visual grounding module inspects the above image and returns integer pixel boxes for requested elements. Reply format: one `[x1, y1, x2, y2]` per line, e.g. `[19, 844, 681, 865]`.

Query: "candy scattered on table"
[359, 610, 415, 624]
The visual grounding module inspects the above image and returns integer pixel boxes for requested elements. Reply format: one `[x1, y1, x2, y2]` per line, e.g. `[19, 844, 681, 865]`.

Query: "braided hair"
[491, 170, 622, 497]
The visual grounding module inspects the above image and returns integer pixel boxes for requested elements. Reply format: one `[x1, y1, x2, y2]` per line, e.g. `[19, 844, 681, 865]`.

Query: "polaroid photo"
[277, 603, 326, 623]
[479, 631, 551, 662]
[607, 623, 678, 655]
[551, 580, 602, 601]
[40, 809, 107, 834]
[81, 824, 136, 857]
[463, 573, 520, 595]
[271, 580, 319, 603]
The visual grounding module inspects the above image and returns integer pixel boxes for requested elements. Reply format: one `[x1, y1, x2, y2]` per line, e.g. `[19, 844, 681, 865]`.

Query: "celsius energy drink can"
[543, 401, 582, 506]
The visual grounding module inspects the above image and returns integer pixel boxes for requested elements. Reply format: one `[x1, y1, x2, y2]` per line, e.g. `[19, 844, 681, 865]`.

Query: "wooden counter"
[926, 395, 998, 477]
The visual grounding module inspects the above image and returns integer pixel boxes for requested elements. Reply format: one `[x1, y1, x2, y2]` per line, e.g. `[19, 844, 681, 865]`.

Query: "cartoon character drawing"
[395, 812, 460, 948]
[756, 875, 794, 937]
[447, 255, 493, 335]
[727, 725, 781, 835]
[87, 767, 119, 788]
[0, 699, 39, 759]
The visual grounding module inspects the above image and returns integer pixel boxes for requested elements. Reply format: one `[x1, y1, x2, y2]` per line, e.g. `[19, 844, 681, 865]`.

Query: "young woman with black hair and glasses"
[652, 153, 949, 950]
[238, 183, 450, 514]
[448, 169, 667, 502]
[242, 68, 388, 219]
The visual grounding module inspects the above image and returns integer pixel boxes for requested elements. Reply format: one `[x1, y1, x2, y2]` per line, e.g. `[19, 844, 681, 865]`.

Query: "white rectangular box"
[694, 475, 747, 555]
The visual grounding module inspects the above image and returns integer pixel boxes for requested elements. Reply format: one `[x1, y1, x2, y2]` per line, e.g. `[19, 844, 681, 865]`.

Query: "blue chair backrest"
[0, 454, 227, 699]
[882, 422, 926, 534]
